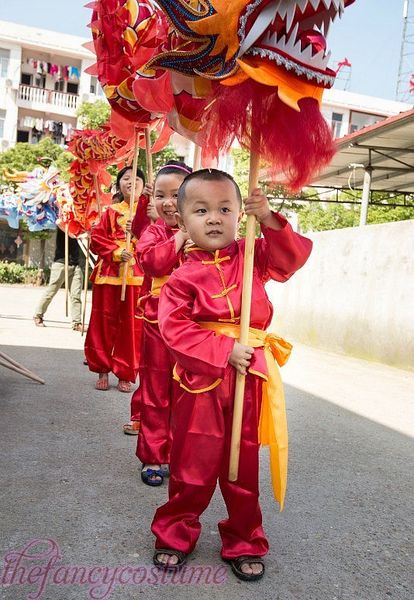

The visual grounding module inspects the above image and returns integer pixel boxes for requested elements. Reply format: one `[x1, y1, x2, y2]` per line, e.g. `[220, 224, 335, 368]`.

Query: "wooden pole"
[64, 224, 69, 317]
[0, 352, 45, 384]
[94, 174, 102, 219]
[228, 150, 260, 482]
[193, 144, 202, 170]
[145, 127, 153, 182]
[121, 127, 140, 301]
[81, 235, 90, 337]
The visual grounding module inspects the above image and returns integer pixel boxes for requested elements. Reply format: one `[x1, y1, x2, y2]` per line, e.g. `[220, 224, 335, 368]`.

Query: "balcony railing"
[18, 85, 79, 112]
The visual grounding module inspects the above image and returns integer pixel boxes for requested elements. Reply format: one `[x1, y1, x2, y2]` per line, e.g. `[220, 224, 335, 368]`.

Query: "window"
[90, 76, 98, 94]
[66, 82, 79, 95]
[0, 48, 10, 78]
[17, 130, 29, 143]
[349, 111, 384, 134]
[331, 112, 343, 139]
[34, 74, 46, 89]
[90, 76, 104, 96]
[0, 109, 5, 138]
[21, 73, 32, 86]
[54, 79, 65, 92]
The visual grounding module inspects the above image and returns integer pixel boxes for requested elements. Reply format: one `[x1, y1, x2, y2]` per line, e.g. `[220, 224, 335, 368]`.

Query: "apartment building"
[0, 20, 101, 150]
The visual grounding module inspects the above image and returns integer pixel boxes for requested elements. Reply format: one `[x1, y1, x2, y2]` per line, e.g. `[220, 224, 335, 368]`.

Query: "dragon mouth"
[240, 0, 348, 87]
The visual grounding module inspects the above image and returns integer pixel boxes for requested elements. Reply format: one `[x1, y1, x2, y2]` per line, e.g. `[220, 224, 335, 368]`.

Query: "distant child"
[84, 166, 152, 392]
[130, 161, 192, 484]
[151, 169, 312, 581]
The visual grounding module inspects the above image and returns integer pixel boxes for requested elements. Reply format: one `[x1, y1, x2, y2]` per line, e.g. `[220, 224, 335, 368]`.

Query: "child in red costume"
[84, 166, 152, 392]
[151, 169, 312, 581]
[129, 161, 193, 484]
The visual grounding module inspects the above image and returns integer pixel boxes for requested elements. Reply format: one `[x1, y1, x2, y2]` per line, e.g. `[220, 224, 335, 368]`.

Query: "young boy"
[151, 169, 312, 581]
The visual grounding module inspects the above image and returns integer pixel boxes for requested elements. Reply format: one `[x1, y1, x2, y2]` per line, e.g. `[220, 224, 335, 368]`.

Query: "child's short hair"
[177, 169, 242, 214]
[156, 160, 192, 181]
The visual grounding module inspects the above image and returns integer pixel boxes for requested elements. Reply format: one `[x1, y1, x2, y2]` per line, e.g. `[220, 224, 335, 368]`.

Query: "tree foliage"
[76, 100, 111, 129]
[0, 138, 69, 180]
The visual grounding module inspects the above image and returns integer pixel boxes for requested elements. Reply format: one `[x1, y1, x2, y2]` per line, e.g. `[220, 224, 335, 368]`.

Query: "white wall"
[0, 42, 21, 148]
[267, 220, 414, 371]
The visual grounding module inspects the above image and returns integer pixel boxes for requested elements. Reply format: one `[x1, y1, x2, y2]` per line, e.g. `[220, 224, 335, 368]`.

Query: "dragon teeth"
[247, 0, 347, 79]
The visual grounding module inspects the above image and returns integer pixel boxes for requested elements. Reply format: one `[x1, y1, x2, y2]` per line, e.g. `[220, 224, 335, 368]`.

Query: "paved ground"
[0, 285, 413, 600]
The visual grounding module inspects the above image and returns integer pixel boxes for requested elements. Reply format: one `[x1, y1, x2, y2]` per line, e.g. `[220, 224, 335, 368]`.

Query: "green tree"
[76, 100, 111, 129]
[0, 138, 68, 181]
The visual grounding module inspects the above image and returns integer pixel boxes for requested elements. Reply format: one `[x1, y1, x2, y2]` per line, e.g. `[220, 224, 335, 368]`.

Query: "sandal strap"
[142, 468, 163, 477]
[231, 556, 264, 569]
[154, 549, 187, 562]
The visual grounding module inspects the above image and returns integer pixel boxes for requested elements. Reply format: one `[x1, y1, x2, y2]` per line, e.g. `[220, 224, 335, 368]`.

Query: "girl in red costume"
[151, 169, 312, 582]
[84, 166, 152, 392]
[129, 161, 192, 485]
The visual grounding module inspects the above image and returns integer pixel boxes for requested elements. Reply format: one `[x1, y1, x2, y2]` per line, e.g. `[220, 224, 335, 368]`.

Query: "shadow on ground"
[0, 345, 413, 600]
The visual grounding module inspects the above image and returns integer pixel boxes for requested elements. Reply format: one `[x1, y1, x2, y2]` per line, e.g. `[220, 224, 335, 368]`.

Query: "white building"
[0, 20, 102, 151]
[322, 88, 412, 139]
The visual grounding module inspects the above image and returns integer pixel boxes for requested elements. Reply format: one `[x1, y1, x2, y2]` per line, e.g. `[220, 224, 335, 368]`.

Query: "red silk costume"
[151, 213, 312, 558]
[84, 196, 150, 382]
[130, 219, 183, 463]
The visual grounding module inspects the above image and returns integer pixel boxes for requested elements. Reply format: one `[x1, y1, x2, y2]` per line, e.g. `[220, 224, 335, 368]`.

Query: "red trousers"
[134, 321, 176, 464]
[84, 284, 142, 382]
[151, 367, 269, 559]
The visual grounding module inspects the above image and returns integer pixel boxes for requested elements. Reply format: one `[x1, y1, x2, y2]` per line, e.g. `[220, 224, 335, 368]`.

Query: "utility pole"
[396, 0, 414, 102]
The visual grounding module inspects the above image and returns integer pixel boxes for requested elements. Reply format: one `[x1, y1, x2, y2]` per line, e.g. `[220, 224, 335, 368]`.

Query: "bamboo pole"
[64, 223, 69, 317]
[0, 352, 45, 384]
[193, 144, 202, 170]
[81, 235, 90, 337]
[228, 150, 260, 482]
[145, 127, 153, 182]
[94, 174, 102, 219]
[121, 127, 141, 301]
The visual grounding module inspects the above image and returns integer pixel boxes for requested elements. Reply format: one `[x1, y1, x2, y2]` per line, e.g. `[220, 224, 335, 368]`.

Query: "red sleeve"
[254, 212, 313, 282]
[159, 271, 235, 379]
[90, 209, 118, 260]
[137, 225, 179, 277]
[131, 193, 151, 239]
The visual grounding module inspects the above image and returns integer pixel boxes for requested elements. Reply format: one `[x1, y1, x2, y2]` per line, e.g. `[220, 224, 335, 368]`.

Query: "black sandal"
[141, 465, 164, 487]
[153, 549, 187, 570]
[225, 555, 265, 582]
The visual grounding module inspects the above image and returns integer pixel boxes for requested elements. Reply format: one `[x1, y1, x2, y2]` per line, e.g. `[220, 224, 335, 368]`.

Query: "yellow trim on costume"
[172, 364, 222, 394]
[113, 200, 138, 232]
[201, 249, 238, 321]
[198, 321, 292, 511]
[211, 283, 238, 299]
[150, 275, 170, 297]
[142, 315, 158, 324]
[93, 258, 143, 286]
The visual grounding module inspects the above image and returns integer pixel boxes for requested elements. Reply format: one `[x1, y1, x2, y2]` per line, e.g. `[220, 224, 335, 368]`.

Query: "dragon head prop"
[89, 0, 355, 190]
[141, 0, 356, 189]
[146, 0, 355, 110]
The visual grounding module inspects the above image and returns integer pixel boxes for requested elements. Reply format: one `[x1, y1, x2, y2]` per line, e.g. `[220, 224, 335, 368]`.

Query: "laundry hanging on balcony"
[26, 59, 80, 80]
[18, 117, 74, 141]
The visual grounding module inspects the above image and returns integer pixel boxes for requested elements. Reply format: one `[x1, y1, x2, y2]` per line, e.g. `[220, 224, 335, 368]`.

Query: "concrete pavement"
[0, 285, 413, 600]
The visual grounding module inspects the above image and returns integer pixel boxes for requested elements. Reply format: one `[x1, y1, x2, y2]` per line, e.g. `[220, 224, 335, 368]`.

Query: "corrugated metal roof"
[314, 108, 414, 194]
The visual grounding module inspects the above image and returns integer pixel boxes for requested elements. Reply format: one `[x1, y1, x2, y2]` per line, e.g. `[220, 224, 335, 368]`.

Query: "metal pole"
[359, 166, 373, 227]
